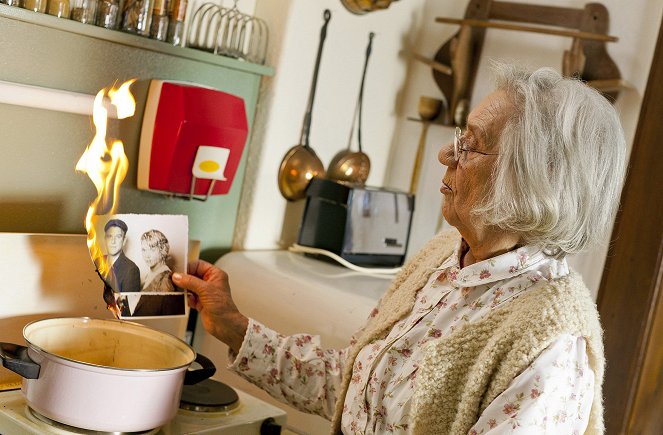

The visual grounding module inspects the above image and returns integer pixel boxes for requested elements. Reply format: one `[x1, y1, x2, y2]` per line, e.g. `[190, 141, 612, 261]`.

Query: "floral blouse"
[229, 242, 594, 434]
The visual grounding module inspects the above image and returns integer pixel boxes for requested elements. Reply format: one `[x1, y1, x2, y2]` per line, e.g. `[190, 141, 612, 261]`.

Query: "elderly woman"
[173, 64, 626, 434]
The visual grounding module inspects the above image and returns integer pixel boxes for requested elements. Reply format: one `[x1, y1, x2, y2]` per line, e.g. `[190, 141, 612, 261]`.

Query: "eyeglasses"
[454, 126, 500, 162]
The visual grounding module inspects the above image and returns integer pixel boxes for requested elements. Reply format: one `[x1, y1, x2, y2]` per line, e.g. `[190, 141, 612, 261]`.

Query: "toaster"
[297, 178, 415, 267]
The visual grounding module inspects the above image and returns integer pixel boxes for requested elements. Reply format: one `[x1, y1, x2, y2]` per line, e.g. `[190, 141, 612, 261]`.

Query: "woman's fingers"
[186, 291, 201, 310]
[172, 271, 206, 295]
[176, 261, 246, 348]
[187, 260, 217, 278]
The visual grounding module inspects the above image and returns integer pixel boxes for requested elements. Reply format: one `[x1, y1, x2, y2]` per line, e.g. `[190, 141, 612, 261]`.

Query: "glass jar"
[166, 0, 186, 46]
[149, 0, 168, 41]
[22, 0, 47, 13]
[47, 0, 71, 17]
[96, 0, 119, 29]
[122, 0, 153, 36]
[70, 0, 97, 23]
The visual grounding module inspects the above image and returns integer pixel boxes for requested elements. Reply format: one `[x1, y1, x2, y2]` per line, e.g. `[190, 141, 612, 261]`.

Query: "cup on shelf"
[166, 0, 186, 45]
[47, 0, 71, 17]
[121, 0, 153, 36]
[417, 96, 444, 123]
[149, 0, 168, 41]
[96, 0, 119, 29]
[70, 0, 98, 23]
[22, 0, 47, 13]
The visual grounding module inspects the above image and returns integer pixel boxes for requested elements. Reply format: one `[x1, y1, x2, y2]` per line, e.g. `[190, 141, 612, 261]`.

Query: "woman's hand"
[172, 260, 248, 353]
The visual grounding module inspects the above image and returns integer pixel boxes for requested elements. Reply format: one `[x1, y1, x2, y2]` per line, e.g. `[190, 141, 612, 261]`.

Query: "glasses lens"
[454, 127, 461, 162]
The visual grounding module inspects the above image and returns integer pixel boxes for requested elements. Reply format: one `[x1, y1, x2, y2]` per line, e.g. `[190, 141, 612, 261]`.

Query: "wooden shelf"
[0, 4, 274, 77]
[587, 79, 634, 93]
[406, 116, 451, 127]
[435, 16, 618, 42]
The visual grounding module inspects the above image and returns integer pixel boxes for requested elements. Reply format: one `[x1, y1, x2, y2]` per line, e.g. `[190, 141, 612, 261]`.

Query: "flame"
[76, 79, 136, 317]
[108, 80, 137, 119]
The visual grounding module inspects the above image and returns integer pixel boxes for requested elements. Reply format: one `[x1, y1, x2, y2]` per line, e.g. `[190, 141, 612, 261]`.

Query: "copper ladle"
[327, 32, 374, 185]
[277, 9, 331, 201]
[409, 96, 444, 195]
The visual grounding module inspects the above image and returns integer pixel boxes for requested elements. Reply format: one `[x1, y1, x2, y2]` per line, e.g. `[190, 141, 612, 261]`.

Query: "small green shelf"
[0, 4, 274, 77]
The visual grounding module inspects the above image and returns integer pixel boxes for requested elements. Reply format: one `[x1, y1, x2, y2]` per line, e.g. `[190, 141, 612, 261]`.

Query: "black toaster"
[297, 178, 415, 267]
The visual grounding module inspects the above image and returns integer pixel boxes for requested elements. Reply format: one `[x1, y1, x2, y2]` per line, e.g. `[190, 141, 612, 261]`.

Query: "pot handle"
[0, 343, 40, 379]
[184, 353, 216, 385]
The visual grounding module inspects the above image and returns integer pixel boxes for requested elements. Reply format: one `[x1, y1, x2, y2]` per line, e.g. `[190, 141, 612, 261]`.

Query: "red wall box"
[137, 80, 248, 197]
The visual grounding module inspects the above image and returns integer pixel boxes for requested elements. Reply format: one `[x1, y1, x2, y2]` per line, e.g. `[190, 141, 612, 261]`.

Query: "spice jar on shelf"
[22, 0, 47, 13]
[96, 0, 119, 29]
[166, 0, 186, 46]
[70, 0, 97, 23]
[47, 0, 71, 17]
[122, 0, 153, 36]
[149, 0, 169, 41]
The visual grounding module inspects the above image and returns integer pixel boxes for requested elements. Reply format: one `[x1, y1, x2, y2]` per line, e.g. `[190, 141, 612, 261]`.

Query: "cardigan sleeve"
[469, 334, 594, 434]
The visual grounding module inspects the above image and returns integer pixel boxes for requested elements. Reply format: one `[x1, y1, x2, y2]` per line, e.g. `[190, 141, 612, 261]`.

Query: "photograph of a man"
[100, 219, 141, 293]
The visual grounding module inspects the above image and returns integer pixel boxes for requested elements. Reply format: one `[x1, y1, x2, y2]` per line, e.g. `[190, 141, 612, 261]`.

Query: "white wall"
[234, 0, 428, 250]
[237, 0, 662, 297]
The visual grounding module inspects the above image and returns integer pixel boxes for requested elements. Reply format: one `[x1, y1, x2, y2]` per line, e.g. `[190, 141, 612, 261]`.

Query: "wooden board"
[597, 14, 663, 434]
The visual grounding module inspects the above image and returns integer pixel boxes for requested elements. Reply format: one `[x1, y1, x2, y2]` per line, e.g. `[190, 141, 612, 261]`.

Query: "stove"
[0, 234, 290, 434]
[0, 381, 287, 435]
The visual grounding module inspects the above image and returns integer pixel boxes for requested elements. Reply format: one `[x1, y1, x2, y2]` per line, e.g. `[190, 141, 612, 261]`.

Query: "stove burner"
[26, 406, 160, 434]
[179, 379, 240, 413]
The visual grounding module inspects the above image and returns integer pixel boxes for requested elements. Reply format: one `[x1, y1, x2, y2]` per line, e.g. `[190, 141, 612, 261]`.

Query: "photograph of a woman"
[132, 229, 185, 317]
[140, 229, 176, 292]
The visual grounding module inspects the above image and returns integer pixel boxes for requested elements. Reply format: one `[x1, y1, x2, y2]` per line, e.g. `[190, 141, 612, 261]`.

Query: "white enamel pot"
[0, 317, 215, 432]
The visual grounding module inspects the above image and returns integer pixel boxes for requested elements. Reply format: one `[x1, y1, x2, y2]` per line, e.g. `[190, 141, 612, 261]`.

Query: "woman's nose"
[438, 141, 456, 168]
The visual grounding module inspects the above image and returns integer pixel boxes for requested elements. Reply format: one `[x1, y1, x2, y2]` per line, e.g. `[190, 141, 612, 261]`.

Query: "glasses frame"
[454, 126, 500, 162]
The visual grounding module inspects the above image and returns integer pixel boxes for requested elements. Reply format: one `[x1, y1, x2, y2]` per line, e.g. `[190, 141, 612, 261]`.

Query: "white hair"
[473, 62, 627, 255]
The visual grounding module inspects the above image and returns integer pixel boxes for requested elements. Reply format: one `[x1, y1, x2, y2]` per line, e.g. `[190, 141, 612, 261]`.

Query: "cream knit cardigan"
[330, 230, 605, 435]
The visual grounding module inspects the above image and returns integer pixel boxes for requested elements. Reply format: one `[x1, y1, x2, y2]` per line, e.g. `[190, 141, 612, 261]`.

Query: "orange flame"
[76, 79, 136, 316]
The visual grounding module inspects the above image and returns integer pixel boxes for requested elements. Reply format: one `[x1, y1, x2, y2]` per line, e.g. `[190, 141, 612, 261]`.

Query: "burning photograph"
[94, 213, 189, 318]
[75, 79, 188, 319]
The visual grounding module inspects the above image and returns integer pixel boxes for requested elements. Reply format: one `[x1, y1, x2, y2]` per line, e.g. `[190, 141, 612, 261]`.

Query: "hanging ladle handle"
[299, 9, 332, 149]
[356, 32, 374, 153]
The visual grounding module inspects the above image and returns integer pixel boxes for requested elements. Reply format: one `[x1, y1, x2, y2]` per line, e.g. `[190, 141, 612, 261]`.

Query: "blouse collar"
[440, 239, 568, 288]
